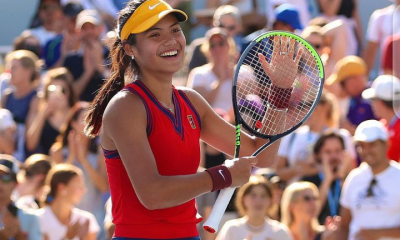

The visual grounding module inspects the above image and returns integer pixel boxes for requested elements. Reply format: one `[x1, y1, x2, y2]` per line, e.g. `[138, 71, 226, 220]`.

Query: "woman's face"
[9, 59, 33, 86]
[72, 109, 86, 134]
[218, 15, 240, 37]
[47, 79, 71, 109]
[242, 185, 271, 216]
[208, 34, 230, 63]
[291, 188, 318, 221]
[305, 34, 324, 56]
[130, 14, 186, 77]
[64, 174, 86, 204]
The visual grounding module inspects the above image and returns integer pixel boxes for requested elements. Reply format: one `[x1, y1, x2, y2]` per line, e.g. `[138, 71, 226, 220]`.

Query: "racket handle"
[203, 186, 236, 233]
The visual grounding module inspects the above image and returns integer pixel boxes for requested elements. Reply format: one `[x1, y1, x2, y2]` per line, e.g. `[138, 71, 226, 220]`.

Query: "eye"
[150, 33, 160, 38]
[172, 28, 182, 33]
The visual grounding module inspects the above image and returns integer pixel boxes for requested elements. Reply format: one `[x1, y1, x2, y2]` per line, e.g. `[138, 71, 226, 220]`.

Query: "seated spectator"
[50, 101, 108, 239]
[23, 0, 64, 46]
[276, 91, 355, 184]
[339, 120, 400, 240]
[0, 154, 42, 240]
[2, 50, 40, 161]
[216, 176, 293, 240]
[37, 163, 100, 240]
[13, 154, 53, 209]
[302, 132, 350, 224]
[13, 33, 42, 58]
[326, 56, 376, 135]
[43, 2, 84, 69]
[0, 109, 16, 155]
[281, 181, 340, 240]
[362, 75, 400, 162]
[26, 67, 76, 155]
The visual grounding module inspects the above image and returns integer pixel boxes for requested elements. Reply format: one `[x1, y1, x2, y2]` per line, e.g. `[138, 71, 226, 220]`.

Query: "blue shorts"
[112, 237, 200, 240]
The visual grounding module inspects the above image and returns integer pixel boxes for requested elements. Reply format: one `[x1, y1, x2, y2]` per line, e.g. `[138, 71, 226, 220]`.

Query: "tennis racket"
[203, 31, 325, 233]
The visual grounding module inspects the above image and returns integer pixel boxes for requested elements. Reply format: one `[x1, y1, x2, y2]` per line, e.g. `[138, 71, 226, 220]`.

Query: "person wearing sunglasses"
[281, 181, 340, 240]
[338, 120, 400, 240]
[0, 155, 42, 240]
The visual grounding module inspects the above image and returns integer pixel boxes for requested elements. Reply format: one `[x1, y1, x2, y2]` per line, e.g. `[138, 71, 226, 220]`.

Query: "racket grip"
[203, 187, 236, 233]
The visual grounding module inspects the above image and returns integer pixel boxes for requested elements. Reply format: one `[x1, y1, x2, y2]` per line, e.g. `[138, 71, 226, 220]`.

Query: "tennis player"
[84, 0, 298, 239]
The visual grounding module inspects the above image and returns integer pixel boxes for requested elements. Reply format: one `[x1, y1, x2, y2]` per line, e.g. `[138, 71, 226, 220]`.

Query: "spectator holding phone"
[0, 154, 42, 240]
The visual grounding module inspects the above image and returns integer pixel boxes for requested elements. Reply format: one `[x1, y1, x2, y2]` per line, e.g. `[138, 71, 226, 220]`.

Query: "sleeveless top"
[103, 81, 202, 239]
[5, 90, 37, 124]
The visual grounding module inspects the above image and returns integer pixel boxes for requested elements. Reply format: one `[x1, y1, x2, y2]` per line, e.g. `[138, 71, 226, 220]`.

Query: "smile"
[160, 50, 178, 57]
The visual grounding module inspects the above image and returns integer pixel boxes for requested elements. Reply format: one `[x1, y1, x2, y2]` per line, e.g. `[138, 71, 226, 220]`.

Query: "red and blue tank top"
[103, 81, 202, 239]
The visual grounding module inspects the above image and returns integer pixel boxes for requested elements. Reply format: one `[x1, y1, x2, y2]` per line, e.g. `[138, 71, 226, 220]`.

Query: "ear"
[123, 43, 138, 59]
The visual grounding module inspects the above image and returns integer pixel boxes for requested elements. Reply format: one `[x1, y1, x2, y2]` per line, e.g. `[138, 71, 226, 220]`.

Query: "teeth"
[160, 50, 178, 57]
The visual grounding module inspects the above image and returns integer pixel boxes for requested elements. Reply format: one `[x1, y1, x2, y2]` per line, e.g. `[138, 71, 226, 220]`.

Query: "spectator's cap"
[326, 56, 367, 85]
[119, 0, 187, 40]
[0, 109, 16, 131]
[362, 75, 400, 101]
[63, 2, 84, 17]
[354, 120, 388, 143]
[76, 9, 102, 30]
[205, 27, 229, 41]
[0, 155, 19, 181]
[275, 4, 303, 30]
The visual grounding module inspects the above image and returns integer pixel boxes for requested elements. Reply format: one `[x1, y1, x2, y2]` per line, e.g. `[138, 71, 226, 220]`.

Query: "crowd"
[0, 0, 399, 239]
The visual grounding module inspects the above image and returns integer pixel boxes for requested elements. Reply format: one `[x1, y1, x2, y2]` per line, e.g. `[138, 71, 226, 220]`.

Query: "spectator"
[216, 175, 293, 240]
[382, 34, 400, 79]
[302, 132, 349, 224]
[281, 181, 340, 240]
[317, 0, 362, 56]
[0, 154, 42, 240]
[2, 50, 40, 162]
[0, 109, 16, 155]
[63, 9, 109, 102]
[13, 154, 53, 210]
[339, 120, 400, 240]
[326, 56, 376, 135]
[37, 163, 100, 240]
[26, 67, 76, 155]
[363, 0, 400, 76]
[23, 0, 65, 46]
[43, 2, 84, 69]
[362, 75, 400, 162]
[50, 101, 108, 239]
[276, 91, 355, 184]
[184, 5, 242, 74]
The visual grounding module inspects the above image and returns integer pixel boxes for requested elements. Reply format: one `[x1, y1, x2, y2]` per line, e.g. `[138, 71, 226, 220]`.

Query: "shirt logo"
[218, 170, 226, 180]
[149, 3, 161, 10]
[187, 115, 196, 129]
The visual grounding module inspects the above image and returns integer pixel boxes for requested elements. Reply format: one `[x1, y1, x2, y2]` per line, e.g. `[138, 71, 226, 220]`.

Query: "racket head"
[233, 31, 325, 139]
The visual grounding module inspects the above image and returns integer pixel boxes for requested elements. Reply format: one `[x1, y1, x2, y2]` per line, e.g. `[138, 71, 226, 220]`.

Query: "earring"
[131, 55, 135, 60]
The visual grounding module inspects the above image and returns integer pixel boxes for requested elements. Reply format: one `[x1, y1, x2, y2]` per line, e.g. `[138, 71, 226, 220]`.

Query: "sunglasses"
[302, 195, 317, 202]
[366, 178, 377, 197]
[0, 174, 14, 183]
[210, 41, 226, 49]
[219, 24, 236, 31]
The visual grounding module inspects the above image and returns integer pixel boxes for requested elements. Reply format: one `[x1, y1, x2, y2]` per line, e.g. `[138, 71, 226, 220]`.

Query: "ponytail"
[84, 37, 135, 137]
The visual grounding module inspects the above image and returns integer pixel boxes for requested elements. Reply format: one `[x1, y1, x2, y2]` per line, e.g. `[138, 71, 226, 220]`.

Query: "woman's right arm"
[102, 92, 255, 210]
[25, 97, 49, 151]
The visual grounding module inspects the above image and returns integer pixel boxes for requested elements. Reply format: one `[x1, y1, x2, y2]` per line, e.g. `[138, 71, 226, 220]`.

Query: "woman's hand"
[225, 156, 257, 187]
[258, 36, 303, 89]
[322, 216, 341, 240]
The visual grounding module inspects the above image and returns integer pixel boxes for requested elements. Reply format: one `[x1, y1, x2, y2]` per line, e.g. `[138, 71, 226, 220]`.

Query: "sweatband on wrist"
[268, 85, 293, 109]
[205, 165, 232, 192]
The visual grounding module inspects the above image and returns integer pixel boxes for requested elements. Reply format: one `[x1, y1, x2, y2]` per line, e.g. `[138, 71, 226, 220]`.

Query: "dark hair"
[84, 0, 145, 138]
[45, 163, 81, 204]
[13, 33, 41, 58]
[313, 131, 345, 155]
[54, 102, 98, 153]
[22, 154, 53, 187]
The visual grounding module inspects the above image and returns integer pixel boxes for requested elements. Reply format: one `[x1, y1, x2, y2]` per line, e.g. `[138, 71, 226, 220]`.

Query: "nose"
[163, 34, 177, 46]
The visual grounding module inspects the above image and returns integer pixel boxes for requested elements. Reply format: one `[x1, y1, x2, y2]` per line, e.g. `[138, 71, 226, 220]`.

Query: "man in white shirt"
[339, 120, 400, 240]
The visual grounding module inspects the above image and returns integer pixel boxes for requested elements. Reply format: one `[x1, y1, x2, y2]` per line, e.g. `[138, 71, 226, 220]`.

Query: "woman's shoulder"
[103, 89, 146, 119]
[222, 217, 247, 229]
[266, 218, 291, 232]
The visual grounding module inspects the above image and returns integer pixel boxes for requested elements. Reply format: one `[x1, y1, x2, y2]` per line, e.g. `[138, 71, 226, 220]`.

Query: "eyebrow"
[145, 22, 180, 33]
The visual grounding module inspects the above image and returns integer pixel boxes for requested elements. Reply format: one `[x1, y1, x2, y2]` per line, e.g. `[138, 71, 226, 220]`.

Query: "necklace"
[161, 102, 173, 112]
[245, 220, 267, 233]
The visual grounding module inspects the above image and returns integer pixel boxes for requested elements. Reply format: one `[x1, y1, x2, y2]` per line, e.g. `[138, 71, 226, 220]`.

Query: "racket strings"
[236, 35, 322, 137]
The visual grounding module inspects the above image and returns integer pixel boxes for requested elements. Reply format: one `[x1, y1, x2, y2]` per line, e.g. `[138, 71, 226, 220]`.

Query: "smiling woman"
[83, 0, 286, 239]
